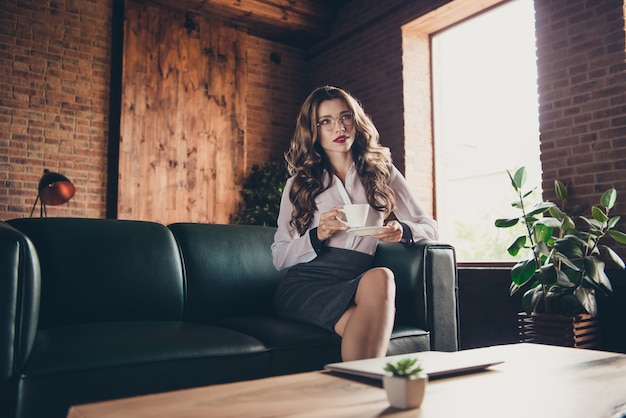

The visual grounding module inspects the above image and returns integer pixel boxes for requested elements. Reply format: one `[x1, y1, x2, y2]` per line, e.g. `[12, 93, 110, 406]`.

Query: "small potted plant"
[495, 167, 626, 346]
[382, 358, 427, 409]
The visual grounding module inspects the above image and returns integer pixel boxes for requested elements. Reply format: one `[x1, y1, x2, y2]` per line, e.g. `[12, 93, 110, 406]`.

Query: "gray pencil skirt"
[274, 247, 375, 333]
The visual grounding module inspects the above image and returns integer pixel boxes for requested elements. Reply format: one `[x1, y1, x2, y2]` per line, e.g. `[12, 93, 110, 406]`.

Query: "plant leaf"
[554, 251, 581, 271]
[533, 223, 553, 244]
[526, 202, 555, 217]
[574, 286, 597, 316]
[602, 245, 625, 269]
[524, 215, 540, 226]
[561, 216, 577, 234]
[607, 229, 626, 244]
[384, 358, 423, 377]
[534, 241, 551, 257]
[522, 285, 542, 314]
[548, 205, 567, 220]
[495, 218, 519, 228]
[555, 269, 576, 287]
[580, 216, 604, 231]
[535, 264, 558, 286]
[535, 217, 560, 229]
[554, 179, 568, 200]
[507, 235, 527, 256]
[531, 284, 545, 312]
[511, 167, 527, 190]
[601, 188, 617, 210]
[608, 216, 620, 229]
[583, 258, 612, 290]
[591, 206, 609, 223]
[511, 258, 537, 288]
[554, 235, 585, 259]
[598, 269, 613, 291]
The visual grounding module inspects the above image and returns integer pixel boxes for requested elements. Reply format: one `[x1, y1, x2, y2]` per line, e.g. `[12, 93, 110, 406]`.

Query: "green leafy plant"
[232, 160, 288, 227]
[383, 358, 423, 378]
[495, 167, 626, 316]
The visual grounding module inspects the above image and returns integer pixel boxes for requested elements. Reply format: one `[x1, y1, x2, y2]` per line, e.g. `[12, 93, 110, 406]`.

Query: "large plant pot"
[518, 312, 602, 349]
[382, 373, 428, 409]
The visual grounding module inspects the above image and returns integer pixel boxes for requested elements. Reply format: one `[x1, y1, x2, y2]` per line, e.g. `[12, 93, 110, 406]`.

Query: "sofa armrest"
[374, 240, 459, 352]
[0, 221, 40, 415]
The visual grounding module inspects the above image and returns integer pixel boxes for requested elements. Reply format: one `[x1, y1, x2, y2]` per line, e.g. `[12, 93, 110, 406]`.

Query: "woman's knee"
[356, 267, 396, 302]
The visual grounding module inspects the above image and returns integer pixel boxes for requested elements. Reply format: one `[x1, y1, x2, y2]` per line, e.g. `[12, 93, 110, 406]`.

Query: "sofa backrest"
[7, 218, 185, 329]
[168, 223, 287, 321]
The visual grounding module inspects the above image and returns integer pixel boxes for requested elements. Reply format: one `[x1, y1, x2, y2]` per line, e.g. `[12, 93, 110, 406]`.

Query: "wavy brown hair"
[285, 86, 395, 235]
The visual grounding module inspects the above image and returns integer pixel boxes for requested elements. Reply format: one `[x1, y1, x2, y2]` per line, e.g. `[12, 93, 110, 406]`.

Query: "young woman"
[271, 86, 438, 361]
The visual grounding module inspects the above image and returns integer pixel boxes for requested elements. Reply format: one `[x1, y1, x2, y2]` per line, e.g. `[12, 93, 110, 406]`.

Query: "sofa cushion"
[7, 218, 185, 328]
[213, 317, 430, 374]
[388, 325, 430, 355]
[22, 321, 267, 376]
[212, 316, 342, 374]
[16, 321, 270, 418]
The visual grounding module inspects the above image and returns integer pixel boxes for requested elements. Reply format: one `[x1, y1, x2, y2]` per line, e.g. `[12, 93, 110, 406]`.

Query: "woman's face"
[315, 98, 355, 156]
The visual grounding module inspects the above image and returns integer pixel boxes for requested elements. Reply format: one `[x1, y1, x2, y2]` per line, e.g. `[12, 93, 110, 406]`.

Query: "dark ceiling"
[149, 0, 354, 48]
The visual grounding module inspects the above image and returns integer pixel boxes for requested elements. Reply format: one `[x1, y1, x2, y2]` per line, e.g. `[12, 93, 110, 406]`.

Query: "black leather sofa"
[1, 217, 459, 418]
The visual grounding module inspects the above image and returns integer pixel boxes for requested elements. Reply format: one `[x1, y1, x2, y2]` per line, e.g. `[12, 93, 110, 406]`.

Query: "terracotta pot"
[382, 373, 428, 409]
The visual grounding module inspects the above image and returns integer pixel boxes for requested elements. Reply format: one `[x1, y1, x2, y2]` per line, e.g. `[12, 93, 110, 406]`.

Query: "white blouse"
[271, 164, 438, 271]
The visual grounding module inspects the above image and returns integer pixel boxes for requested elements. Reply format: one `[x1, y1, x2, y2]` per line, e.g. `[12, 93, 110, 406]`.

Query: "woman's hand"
[317, 206, 348, 241]
[374, 220, 403, 243]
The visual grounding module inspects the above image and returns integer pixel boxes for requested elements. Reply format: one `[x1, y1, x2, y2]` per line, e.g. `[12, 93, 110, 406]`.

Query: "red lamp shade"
[29, 169, 75, 217]
[38, 170, 75, 205]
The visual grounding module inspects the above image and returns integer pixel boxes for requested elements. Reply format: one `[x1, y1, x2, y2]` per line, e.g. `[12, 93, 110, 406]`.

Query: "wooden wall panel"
[119, 0, 246, 224]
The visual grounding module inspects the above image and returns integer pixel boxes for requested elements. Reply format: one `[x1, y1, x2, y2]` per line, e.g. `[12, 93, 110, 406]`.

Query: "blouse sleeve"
[389, 165, 439, 242]
[271, 177, 319, 271]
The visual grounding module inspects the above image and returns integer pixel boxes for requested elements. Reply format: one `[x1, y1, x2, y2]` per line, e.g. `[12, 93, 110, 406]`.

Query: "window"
[403, 0, 541, 263]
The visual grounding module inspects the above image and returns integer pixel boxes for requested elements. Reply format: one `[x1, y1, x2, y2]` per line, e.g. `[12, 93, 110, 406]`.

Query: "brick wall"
[0, 0, 113, 220]
[535, 0, 626, 219]
[245, 36, 309, 169]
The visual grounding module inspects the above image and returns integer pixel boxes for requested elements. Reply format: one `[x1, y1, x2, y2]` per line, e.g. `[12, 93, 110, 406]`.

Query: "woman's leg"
[334, 267, 396, 361]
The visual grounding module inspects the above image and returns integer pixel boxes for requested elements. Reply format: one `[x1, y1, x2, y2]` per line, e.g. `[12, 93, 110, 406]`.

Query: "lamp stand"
[29, 195, 48, 217]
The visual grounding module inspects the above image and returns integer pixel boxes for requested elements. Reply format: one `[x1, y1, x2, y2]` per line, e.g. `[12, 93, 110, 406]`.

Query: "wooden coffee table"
[67, 343, 626, 417]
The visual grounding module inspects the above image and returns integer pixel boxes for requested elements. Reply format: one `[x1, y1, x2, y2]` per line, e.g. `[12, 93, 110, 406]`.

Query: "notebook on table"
[324, 350, 504, 380]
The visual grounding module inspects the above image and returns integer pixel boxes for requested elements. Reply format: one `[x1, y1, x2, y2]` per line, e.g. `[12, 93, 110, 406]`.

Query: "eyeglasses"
[316, 113, 355, 132]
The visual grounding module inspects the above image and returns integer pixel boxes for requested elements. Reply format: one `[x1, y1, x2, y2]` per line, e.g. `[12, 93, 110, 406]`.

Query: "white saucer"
[347, 226, 385, 237]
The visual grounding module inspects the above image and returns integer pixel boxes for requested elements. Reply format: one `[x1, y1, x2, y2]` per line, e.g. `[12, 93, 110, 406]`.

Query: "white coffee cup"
[340, 204, 369, 228]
